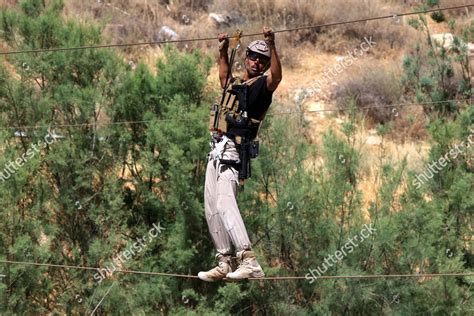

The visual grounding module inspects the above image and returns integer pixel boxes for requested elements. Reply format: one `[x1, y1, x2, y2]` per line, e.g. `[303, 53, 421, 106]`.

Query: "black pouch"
[249, 140, 259, 158]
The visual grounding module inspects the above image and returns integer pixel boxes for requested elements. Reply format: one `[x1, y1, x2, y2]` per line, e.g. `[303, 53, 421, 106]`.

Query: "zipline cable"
[0, 99, 468, 131]
[0, 259, 200, 279]
[269, 4, 474, 35]
[0, 259, 472, 281]
[0, 4, 473, 55]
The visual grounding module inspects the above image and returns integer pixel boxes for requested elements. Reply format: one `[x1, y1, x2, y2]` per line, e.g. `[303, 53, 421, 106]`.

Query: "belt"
[212, 133, 236, 142]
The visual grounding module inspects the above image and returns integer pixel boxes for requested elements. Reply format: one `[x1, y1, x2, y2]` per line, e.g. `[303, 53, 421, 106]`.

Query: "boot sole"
[225, 270, 265, 280]
[198, 272, 226, 282]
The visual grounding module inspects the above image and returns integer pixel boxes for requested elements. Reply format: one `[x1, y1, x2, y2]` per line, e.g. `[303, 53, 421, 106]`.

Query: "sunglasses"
[247, 51, 270, 65]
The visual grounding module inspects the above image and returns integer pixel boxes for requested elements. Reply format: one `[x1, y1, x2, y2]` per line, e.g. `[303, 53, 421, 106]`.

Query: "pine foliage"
[0, 1, 472, 314]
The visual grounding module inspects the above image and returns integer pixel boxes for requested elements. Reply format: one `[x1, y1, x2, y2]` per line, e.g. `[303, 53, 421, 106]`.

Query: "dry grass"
[354, 117, 431, 216]
[0, 0, 16, 9]
[438, 0, 473, 18]
[60, 0, 418, 70]
[209, 0, 413, 55]
[333, 58, 403, 124]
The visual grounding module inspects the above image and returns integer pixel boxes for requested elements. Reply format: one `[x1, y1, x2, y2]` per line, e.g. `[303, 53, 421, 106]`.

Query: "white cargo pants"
[204, 138, 252, 255]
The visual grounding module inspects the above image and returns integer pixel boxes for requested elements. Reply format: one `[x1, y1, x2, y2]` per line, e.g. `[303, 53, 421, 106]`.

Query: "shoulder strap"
[241, 75, 263, 87]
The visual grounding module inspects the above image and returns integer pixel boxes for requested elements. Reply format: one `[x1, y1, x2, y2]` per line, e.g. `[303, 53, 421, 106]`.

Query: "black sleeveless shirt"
[226, 75, 273, 140]
[245, 75, 273, 121]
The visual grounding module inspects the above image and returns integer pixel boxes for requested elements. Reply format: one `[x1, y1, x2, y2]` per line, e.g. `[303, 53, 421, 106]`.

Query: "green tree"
[402, 2, 472, 117]
[0, 1, 472, 314]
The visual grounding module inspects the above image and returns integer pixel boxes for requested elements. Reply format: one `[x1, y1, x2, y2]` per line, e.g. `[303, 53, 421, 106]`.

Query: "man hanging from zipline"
[198, 27, 282, 281]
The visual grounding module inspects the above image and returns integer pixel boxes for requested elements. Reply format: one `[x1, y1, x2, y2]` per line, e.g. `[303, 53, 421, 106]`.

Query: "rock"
[431, 33, 454, 50]
[366, 130, 382, 145]
[228, 10, 246, 25]
[366, 135, 382, 145]
[156, 26, 178, 42]
[468, 43, 474, 56]
[208, 13, 231, 27]
[431, 34, 474, 56]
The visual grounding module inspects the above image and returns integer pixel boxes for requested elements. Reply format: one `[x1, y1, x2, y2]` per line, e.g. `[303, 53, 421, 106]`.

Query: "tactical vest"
[209, 76, 262, 144]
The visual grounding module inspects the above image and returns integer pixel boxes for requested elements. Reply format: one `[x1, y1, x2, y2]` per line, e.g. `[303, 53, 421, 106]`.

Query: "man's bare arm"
[264, 27, 282, 92]
[218, 33, 231, 89]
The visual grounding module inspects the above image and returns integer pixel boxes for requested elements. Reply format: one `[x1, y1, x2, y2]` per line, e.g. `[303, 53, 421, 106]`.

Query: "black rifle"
[222, 83, 260, 186]
[238, 136, 259, 182]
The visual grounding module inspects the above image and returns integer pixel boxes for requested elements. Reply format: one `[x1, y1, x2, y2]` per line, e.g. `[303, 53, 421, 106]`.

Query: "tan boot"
[226, 250, 264, 280]
[198, 254, 232, 282]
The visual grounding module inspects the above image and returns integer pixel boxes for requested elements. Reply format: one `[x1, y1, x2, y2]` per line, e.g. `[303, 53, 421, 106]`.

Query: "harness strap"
[209, 135, 230, 161]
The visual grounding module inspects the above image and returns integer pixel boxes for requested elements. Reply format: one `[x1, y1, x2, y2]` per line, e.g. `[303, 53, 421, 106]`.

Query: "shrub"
[401, 13, 472, 117]
[333, 59, 403, 123]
